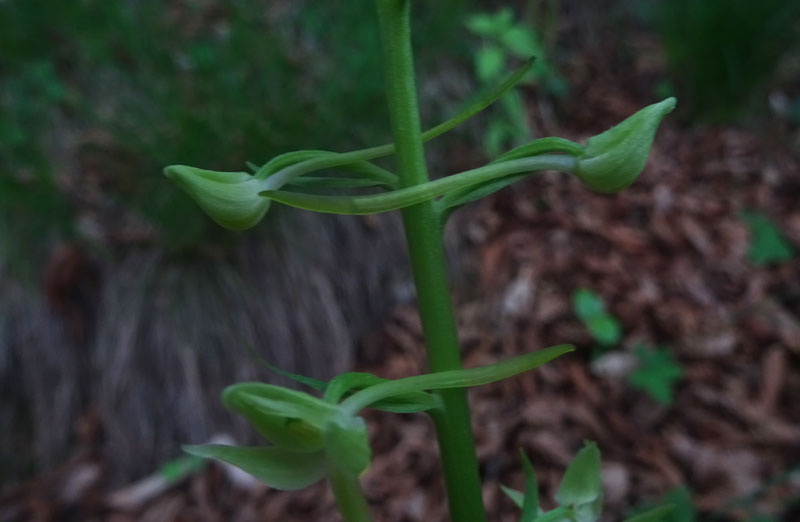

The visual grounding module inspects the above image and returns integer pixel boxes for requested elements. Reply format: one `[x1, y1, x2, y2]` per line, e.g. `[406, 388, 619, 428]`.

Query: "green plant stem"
[374, 1, 488, 522]
[328, 466, 373, 522]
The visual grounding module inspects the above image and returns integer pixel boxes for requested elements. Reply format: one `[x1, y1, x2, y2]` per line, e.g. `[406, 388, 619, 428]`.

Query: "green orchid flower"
[184, 344, 572, 490]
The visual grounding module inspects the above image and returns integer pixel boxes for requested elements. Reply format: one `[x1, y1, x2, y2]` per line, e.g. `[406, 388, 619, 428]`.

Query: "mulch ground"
[3, 21, 800, 522]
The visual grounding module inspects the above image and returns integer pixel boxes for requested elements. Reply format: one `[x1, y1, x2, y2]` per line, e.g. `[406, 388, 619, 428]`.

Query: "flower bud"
[575, 97, 676, 193]
[164, 165, 269, 230]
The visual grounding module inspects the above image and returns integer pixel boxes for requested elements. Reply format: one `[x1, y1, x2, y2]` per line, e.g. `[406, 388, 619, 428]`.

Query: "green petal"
[183, 444, 326, 490]
[164, 165, 269, 230]
[575, 98, 676, 193]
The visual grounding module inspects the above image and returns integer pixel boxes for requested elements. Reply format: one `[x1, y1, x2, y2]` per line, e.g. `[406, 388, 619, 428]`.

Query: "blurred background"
[1, 0, 799, 521]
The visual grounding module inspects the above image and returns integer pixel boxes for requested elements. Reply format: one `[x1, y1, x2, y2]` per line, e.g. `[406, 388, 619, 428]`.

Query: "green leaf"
[323, 372, 439, 413]
[158, 454, 206, 482]
[465, 9, 512, 37]
[555, 441, 603, 521]
[501, 485, 525, 509]
[476, 45, 506, 81]
[532, 506, 571, 522]
[520, 451, 540, 522]
[585, 315, 621, 346]
[323, 418, 371, 478]
[622, 505, 674, 522]
[465, 13, 499, 37]
[572, 289, 621, 346]
[741, 211, 795, 266]
[662, 486, 695, 522]
[341, 344, 573, 414]
[575, 98, 676, 193]
[163, 166, 270, 231]
[183, 444, 326, 490]
[572, 288, 606, 321]
[627, 346, 683, 406]
[501, 26, 540, 58]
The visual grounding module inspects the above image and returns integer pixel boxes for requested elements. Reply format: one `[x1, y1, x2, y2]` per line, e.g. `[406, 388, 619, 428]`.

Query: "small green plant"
[165, 1, 675, 520]
[627, 345, 683, 406]
[741, 210, 795, 266]
[572, 288, 622, 351]
[502, 442, 671, 522]
[466, 7, 565, 156]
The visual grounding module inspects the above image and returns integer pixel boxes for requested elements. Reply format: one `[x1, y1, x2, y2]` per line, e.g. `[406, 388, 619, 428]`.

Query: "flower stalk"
[374, 1, 488, 520]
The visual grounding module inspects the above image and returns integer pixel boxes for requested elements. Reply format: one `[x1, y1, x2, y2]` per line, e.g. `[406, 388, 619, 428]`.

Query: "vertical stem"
[328, 466, 373, 522]
[374, 2, 487, 521]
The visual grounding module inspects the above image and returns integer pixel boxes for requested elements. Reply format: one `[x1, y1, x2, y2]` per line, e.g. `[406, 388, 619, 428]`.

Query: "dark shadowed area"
[1, 1, 799, 521]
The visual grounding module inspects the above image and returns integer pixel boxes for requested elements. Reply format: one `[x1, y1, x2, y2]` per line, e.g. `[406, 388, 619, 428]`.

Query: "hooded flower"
[575, 97, 676, 193]
[164, 165, 270, 230]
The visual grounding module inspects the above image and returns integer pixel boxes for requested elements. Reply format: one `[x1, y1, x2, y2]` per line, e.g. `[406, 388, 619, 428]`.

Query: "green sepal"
[163, 166, 269, 231]
[323, 417, 371, 478]
[555, 441, 603, 522]
[622, 505, 674, 522]
[341, 344, 573, 414]
[575, 98, 676, 193]
[520, 451, 540, 522]
[182, 444, 326, 491]
[324, 372, 440, 413]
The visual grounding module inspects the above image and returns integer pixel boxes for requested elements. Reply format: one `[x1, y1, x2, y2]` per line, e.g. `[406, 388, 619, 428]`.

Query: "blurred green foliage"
[0, 0, 471, 269]
[572, 288, 622, 351]
[627, 345, 683, 406]
[465, 5, 565, 157]
[649, 0, 800, 122]
[740, 210, 795, 266]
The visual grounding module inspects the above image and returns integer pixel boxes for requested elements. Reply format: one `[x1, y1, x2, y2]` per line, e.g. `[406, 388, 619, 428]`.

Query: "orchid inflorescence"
[164, 2, 675, 520]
